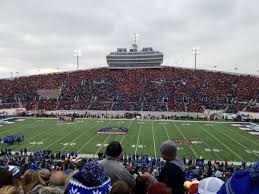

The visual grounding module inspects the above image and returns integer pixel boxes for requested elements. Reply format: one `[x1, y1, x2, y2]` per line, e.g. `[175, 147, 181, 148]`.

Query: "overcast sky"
[0, 0, 259, 78]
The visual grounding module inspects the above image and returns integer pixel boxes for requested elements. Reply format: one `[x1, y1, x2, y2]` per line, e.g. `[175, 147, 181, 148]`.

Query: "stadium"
[1, 1, 259, 194]
[1, 65, 259, 161]
[1, 55, 259, 193]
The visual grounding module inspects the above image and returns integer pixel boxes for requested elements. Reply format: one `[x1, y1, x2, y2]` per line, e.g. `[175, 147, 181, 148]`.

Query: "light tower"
[192, 47, 200, 70]
[73, 49, 83, 70]
[132, 33, 140, 51]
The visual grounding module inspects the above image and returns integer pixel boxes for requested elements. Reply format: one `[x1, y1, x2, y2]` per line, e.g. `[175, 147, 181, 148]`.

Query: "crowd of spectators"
[0, 67, 259, 113]
[0, 140, 258, 194]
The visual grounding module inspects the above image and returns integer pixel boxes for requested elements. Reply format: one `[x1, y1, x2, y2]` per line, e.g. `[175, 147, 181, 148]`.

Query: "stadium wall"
[238, 111, 259, 119]
[0, 108, 26, 115]
[44, 110, 209, 118]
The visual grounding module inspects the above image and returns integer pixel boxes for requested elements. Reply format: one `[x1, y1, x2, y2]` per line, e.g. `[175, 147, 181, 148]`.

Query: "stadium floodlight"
[73, 49, 83, 70]
[192, 47, 200, 70]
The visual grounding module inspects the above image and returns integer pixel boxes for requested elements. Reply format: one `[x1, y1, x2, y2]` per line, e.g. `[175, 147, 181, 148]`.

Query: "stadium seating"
[0, 67, 258, 113]
[0, 147, 257, 194]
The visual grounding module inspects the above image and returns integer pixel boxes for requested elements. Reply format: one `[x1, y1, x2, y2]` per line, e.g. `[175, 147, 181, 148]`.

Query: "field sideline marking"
[214, 125, 259, 158]
[198, 124, 244, 161]
[152, 121, 157, 158]
[25, 117, 249, 124]
[120, 119, 133, 144]
[134, 121, 142, 155]
[173, 123, 198, 157]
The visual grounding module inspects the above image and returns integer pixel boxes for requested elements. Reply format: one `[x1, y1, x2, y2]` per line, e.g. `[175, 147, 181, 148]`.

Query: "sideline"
[20, 117, 257, 124]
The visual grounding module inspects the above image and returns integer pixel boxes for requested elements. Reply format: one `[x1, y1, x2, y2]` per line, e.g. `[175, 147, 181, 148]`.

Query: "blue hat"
[65, 168, 73, 175]
[67, 160, 111, 194]
[250, 161, 259, 182]
[28, 163, 38, 170]
[217, 162, 259, 194]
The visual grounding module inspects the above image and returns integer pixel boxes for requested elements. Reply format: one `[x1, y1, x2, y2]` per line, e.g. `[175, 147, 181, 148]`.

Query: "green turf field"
[0, 118, 258, 162]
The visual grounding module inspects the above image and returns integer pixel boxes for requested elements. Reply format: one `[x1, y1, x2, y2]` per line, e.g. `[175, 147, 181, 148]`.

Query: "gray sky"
[0, 0, 259, 78]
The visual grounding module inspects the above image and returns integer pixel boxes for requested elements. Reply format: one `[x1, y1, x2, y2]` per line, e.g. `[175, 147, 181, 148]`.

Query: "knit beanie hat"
[160, 140, 177, 157]
[217, 162, 259, 194]
[8, 165, 21, 178]
[67, 160, 111, 194]
[28, 163, 38, 170]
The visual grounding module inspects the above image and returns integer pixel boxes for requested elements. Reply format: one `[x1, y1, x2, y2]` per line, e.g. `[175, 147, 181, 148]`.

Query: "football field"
[0, 118, 259, 162]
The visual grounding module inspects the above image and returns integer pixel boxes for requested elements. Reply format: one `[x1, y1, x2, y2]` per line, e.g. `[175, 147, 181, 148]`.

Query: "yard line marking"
[0, 119, 49, 137]
[59, 121, 99, 151]
[191, 127, 223, 160]
[7, 122, 70, 149]
[95, 135, 111, 155]
[198, 124, 244, 161]
[152, 121, 157, 158]
[77, 134, 97, 153]
[200, 137, 223, 161]
[26, 137, 49, 149]
[162, 124, 170, 140]
[225, 124, 259, 147]
[120, 119, 133, 144]
[77, 120, 112, 154]
[214, 125, 259, 158]
[173, 123, 198, 157]
[134, 121, 142, 155]
[0, 123, 31, 135]
[34, 125, 81, 149]
[41, 120, 92, 150]
[42, 120, 93, 151]
[179, 122, 223, 160]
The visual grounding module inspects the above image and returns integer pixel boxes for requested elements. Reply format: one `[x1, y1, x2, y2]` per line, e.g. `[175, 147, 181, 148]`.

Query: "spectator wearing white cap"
[198, 177, 224, 194]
